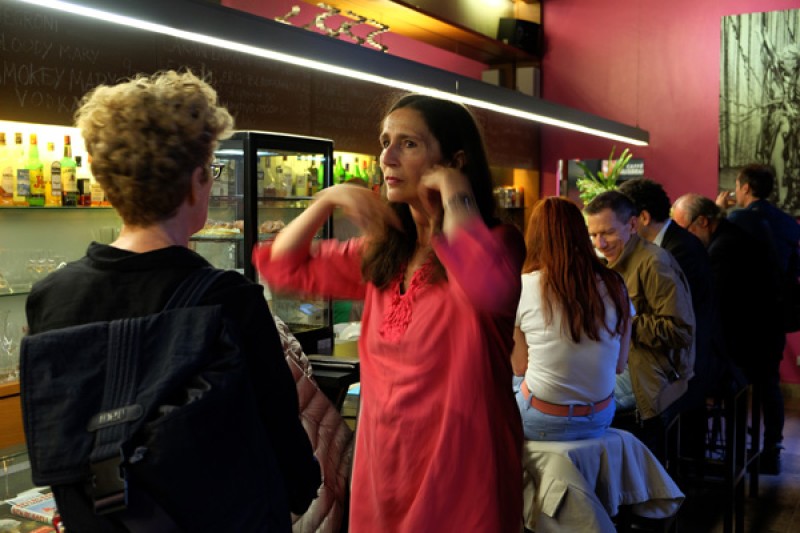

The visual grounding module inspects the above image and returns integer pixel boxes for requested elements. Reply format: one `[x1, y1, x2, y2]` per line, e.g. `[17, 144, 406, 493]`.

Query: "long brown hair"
[361, 94, 500, 288]
[523, 197, 629, 342]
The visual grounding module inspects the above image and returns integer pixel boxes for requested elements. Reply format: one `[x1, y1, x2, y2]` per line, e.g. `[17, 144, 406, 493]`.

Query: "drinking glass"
[0, 310, 21, 382]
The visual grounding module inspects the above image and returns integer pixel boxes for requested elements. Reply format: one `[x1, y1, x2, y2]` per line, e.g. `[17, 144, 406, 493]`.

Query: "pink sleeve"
[433, 220, 524, 315]
[252, 238, 367, 300]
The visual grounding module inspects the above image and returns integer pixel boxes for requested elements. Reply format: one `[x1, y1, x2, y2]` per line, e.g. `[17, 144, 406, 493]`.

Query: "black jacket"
[661, 221, 717, 394]
[708, 219, 784, 370]
[25, 243, 320, 531]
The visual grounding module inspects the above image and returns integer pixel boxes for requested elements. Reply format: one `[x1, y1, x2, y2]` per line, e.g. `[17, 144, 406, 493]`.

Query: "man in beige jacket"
[585, 191, 695, 459]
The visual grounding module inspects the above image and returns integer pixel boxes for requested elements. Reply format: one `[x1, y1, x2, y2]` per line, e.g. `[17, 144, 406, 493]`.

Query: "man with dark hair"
[584, 191, 695, 459]
[619, 179, 717, 467]
[720, 164, 800, 277]
[713, 163, 800, 474]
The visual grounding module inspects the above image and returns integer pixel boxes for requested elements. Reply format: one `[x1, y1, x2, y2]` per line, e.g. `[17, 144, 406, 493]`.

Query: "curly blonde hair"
[75, 70, 234, 225]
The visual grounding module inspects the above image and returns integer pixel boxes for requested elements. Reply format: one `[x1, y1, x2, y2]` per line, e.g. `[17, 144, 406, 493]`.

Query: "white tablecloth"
[522, 428, 684, 532]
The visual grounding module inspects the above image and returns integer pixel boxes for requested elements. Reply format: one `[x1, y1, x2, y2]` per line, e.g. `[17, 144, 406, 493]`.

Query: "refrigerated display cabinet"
[190, 131, 335, 354]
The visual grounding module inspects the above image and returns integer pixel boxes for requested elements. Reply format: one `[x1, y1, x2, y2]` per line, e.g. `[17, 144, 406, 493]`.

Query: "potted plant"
[575, 146, 633, 204]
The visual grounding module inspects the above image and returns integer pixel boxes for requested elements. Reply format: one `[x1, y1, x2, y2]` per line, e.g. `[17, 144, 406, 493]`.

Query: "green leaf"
[575, 146, 635, 204]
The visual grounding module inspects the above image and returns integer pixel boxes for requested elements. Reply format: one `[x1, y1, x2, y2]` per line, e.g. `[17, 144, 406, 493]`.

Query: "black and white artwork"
[720, 9, 800, 213]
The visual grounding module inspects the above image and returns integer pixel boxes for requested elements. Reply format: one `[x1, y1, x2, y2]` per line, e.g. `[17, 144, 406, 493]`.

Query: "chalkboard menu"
[0, 1, 538, 168]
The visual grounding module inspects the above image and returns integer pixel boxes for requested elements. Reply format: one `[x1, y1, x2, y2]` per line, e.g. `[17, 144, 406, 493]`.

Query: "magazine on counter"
[6, 489, 61, 528]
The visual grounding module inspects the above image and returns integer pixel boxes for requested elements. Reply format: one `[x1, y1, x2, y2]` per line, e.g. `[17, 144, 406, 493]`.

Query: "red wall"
[540, 0, 800, 382]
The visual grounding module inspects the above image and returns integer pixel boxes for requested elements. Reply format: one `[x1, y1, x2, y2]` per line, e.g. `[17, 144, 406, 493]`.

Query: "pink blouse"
[253, 220, 525, 532]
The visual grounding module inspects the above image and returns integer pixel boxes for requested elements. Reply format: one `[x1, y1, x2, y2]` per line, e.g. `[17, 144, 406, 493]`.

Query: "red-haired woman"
[512, 197, 632, 440]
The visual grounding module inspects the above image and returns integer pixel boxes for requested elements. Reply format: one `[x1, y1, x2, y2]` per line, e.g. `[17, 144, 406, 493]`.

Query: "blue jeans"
[512, 376, 615, 441]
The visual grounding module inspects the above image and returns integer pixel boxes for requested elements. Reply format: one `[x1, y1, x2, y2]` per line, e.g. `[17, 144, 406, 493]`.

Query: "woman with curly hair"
[24, 70, 320, 531]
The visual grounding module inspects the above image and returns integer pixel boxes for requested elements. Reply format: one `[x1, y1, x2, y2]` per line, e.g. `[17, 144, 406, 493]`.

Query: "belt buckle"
[90, 457, 128, 515]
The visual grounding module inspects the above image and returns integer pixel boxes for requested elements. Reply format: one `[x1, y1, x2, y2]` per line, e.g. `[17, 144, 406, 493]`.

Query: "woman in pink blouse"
[253, 94, 525, 532]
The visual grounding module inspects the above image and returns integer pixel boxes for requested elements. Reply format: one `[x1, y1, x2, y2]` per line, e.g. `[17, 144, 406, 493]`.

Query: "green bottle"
[333, 155, 345, 184]
[60, 136, 79, 207]
[317, 160, 325, 189]
[27, 134, 45, 206]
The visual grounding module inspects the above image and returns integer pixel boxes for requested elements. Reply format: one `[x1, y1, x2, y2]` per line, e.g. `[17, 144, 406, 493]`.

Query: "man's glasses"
[210, 162, 225, 180]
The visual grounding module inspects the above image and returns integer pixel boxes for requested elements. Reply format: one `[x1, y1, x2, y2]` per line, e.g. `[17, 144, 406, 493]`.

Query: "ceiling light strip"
[16, 0, 648, 146]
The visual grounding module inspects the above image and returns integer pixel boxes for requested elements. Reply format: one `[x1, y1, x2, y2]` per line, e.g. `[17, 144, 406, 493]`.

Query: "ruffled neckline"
[378, 258, 435, 342]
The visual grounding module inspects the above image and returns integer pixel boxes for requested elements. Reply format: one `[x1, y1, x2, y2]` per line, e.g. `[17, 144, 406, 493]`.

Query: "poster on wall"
[720, 9, 800, 214]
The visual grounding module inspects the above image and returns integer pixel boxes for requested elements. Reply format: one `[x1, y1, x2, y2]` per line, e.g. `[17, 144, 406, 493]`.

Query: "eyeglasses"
[686, 215, 702, 230]
[210, 162, 225, 180]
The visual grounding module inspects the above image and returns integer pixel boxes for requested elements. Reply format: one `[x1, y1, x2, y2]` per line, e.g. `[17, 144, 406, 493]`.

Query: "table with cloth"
[522, 428, 684, 532]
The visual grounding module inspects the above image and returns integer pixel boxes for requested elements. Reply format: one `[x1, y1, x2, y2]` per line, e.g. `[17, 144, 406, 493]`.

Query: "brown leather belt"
[521, 380, 613, 417]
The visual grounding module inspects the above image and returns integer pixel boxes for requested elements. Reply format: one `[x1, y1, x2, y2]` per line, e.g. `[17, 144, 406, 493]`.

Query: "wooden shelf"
[304, 0, 539, 65]
[0, 380, 23, 449]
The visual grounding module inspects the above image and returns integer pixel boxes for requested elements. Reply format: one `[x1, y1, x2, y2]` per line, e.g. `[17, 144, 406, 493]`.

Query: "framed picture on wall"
[720, 8, 800, 214]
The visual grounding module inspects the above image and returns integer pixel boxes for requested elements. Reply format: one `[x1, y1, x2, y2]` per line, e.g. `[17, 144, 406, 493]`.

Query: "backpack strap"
[88, 267, 227, 515]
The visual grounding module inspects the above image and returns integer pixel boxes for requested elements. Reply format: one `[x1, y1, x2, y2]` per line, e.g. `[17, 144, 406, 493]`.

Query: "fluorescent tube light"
[15, 0, 649, 146]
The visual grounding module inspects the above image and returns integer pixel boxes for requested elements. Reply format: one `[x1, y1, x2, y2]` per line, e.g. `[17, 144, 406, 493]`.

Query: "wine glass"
[0, 312, 21, 382]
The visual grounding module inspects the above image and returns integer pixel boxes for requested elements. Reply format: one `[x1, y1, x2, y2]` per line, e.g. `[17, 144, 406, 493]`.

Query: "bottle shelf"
[190, 233, 244, 242]
[0, 290, 30, 298]
[0, 206, 113, 210]
[258, 196, 313, 202]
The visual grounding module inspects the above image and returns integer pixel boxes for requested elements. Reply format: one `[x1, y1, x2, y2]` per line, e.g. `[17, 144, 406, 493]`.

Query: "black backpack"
[20, 268, 291, 532]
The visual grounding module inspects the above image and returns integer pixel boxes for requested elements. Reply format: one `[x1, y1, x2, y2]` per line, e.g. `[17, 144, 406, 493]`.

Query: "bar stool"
[521, 428, 684, 532]
[746, 383, 762, 495]
[699, 384, 750, 533]
[611, 404, 682, 478]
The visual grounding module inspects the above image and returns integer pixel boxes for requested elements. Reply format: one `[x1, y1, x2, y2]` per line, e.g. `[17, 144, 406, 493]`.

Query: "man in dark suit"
[619, 179, 718, 467]
[674, 193, 785, 474]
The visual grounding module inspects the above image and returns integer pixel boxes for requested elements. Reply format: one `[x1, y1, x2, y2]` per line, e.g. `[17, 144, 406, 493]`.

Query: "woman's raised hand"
[316, 184, 402, 237]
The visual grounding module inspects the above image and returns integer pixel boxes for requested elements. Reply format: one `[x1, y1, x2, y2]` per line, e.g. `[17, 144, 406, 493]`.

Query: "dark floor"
[676, 388, 800, 532]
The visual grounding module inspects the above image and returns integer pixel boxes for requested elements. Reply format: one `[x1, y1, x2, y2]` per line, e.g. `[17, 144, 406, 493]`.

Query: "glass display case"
[190, 131, 335, 354]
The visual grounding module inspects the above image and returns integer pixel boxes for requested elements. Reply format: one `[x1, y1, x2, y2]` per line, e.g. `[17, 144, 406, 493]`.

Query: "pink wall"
[222, 0, 486, 79]
[540, 0, 800, 382]
[223, 0, 800, 382]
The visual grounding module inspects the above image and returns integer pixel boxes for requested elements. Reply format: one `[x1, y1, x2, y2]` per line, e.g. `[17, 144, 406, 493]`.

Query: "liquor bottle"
[361, 158, 370, 183]
[344, 163, 352, 181]
[317, 159, 325, 190]
[12, 133, 28, 206]
[43, 141, 61, 206]
[369, 158, 382, 193]
[0, 133, 13, 206]
[90, 181, 106, 206]
[333, 155, 345, 184]
[46, 141, 62, 206]
[264, 163, 278, 197]
[308, 161, 319, 195]
[294, 159, 308, 196]
[280, 155, 293, 196]
[88, 153, 106, 206]
[27, 134, 46, 207]
[75, 156, 91, 206]
[61, 136, 79, 207]
[256, 156, 266, 196]
[353, 157, 363, 180]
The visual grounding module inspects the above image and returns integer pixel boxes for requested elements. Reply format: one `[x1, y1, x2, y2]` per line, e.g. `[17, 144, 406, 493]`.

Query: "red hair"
[523, 197, 630, 342]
